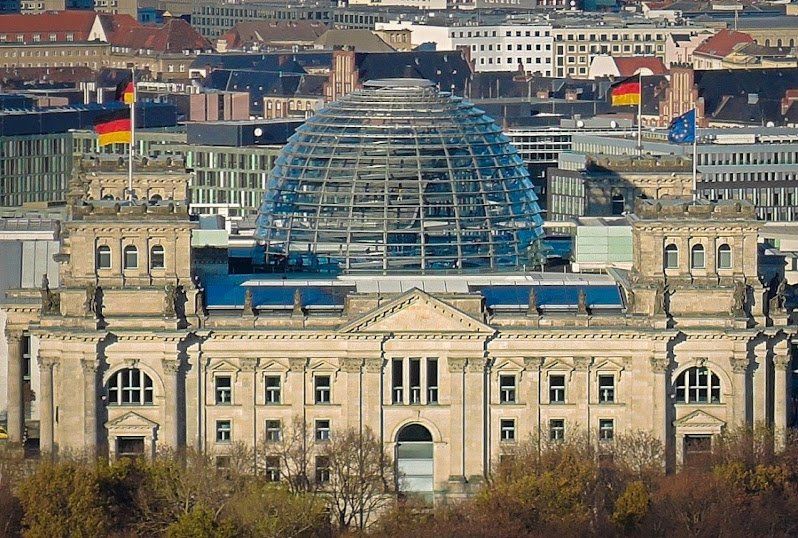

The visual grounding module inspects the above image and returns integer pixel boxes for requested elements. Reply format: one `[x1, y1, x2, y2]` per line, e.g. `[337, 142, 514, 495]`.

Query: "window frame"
[314, 375, 331, 404]
[265, 375, 281, 404]
[96, 244, 112, 270]
[123, 245, 138, 270]
[598, 374, 615, 403]
[150, 244, 165, 270]
[499, 374, 517, 404]
[107, 368, 154, 406]
[674, 366, 722, 404]
[500, 418, 516, 442]
[549, 419, 565, 442]
[549, 374, 566, 404]
[315, 419, 331, 442]
[690, 244, 706, 270]
[664, 243, 679, 269]
[215, 420, 232, 443]
[717, 244, 732, 269]
[214, 375, 232, 405]
[315, 455, 330, 484]
[265, 419, 281, 443]
[599, 418, 614, 441]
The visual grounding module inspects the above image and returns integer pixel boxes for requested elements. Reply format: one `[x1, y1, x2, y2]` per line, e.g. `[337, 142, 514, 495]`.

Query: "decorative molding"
[774, 354, 791, 370]
[573, 356, 592, 371]
[523, 356, 544, 370]
[161, 359, 180, 375]
[363, 359, 384, 374]
[649, 355, 670, 373]
[340, 358, 363, 373]
[466, 358, 486, 373]
[730, 357, 749, 374]
[447, 358, 467, 373]
[80, 358, 99, 374]
[239, 358, 258, 372]
[288, 357, 307, 373]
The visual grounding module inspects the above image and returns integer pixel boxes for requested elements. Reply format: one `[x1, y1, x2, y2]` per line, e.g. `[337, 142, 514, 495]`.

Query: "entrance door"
[683, 435, 712, 468]
[117, 436, 145, 459]
[396, 424, 434, 498]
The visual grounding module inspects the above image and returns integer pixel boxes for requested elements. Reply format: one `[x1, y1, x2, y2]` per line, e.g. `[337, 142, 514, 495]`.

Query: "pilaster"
[81, 358, 99, 456]
[464, 358, 486, 481]
[38, 355, 57, 456]
[447, 357, 466, 484]
[161, 358, 181, 448]
[5, 330, 24, 444]
[774, 351, 791, 451]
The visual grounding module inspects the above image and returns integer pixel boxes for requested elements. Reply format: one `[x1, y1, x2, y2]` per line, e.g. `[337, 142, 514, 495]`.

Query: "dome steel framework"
[256, 78, 544, 273]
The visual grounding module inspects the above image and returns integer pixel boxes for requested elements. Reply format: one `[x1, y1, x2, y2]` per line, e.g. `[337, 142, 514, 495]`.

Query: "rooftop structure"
[256, 78, 544, 274]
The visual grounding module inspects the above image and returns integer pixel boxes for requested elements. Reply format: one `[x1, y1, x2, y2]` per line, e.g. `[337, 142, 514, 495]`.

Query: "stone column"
[240, 358, 257, 449]
[81, 358, 99, 456]
[731, 357, 749, 427]
[340, 358, 363, 432]
[649, 353, 670, 449]
[161, 359, 180, 449]
[447, 357, 466, 486]
[5, 331, 24, 444]
[464, 358, 486, 482]
[752, 346, 768, 425]
[362, 358, 383, 440]
[523, 357, 543, 441]
[38, 356, 56, 455]
[774, 353, 791, 450]
[573, 356, 592, 434]
[288, 358, 307, 419]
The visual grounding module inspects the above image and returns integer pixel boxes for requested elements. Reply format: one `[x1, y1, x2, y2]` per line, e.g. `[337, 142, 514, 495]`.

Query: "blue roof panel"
[472, 284, 623, 309]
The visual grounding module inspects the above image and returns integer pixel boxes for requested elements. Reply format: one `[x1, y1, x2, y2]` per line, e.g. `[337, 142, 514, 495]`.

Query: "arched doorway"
[396, 423, 434, 498]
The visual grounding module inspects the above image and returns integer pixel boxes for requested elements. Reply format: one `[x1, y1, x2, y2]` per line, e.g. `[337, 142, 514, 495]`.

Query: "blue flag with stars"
[668, 109, 696, 144]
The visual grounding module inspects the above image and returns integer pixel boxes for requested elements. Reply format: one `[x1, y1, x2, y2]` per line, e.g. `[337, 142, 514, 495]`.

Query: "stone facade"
[2, 190, 795, 496]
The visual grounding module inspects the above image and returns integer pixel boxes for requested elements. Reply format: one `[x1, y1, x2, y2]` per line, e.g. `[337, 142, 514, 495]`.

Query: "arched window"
[123, 245, 138, 269]
[664, 244, 679, 269]
[717, 244, 732, 269]
[611, 194, 625, 216]
[107, 368, 154, 405]
[691, 244, 705, 269]
[97, 245, 112, 270]
[674, 367, 721, 403]
[150, 245, 165, 269]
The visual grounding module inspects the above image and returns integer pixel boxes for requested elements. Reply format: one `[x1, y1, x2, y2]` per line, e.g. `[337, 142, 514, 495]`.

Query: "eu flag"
[668, 109, 696, 144]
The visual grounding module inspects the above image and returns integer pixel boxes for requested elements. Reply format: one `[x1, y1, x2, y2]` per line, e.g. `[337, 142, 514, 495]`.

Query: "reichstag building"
[2, 79, 794, 498]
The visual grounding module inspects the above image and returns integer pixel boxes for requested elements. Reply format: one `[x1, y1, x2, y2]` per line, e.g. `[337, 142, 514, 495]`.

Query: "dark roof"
[696, 68, 798, 125]
[192, 52, 332, 72]
[354, 51, 472, 95]
[203, 70, 323, 113]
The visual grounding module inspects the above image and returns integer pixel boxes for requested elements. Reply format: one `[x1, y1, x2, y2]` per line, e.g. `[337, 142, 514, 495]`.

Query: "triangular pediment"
[105, 411, 159, 432]
[339, 288, 494, 335]
[674, 409, 726, 431]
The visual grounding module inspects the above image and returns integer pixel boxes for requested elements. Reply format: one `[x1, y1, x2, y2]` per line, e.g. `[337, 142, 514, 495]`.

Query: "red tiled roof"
[613, 56, 668, 76]
[0, 11, 98, 43]
[0, 11, 96, 34]
[694, 29, 754, 59]
[108, 18, 211, 53]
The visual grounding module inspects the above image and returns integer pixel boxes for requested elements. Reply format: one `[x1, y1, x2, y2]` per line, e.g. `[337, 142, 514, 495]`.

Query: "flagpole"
[128, 66, 135, 202]
[637, 74, 643, 155]
[692, 110, 698, 202]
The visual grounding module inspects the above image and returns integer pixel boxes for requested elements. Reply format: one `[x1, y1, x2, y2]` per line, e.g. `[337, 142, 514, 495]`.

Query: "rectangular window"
[216, 420, 231, 443]
[500, 375, 516, 403]
[500, 418, 516, 442]
[549, 375, 566, 403]
[392, 358, 403, 404]
[262, 456, 281, 482]
[315, 456, 330, 484]
[599, 419, 614, 441]
[265, 376, 281, 404]
[598, 375, 615, 403]
[215, 376, 232, 405]
[427, 358, 438, 404]
[314, 375, 331, 404]
[410, 358, 421, 404]
[550, 419, 565, 441]
[315, 419, 331, 441]
[265, 419, 281, 442]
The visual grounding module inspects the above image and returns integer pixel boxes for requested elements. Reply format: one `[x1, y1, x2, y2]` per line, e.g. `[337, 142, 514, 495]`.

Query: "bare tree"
[259, 416, 316, 494]
[612, 430, 665, 480]
[320, 427, 396, 531]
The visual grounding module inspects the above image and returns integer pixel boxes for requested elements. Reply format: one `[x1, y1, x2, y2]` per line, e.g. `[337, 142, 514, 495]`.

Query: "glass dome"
[255, 78, 544, 274]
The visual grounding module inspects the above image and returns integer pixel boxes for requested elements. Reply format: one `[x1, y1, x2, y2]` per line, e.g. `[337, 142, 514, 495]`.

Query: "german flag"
[94, 108, 131, 146]
[609, 74, 641, 106]
[114, 79, 135, 105]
